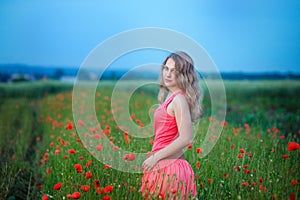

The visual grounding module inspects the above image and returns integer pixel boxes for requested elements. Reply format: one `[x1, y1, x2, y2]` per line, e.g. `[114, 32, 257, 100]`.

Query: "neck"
[168, 87, 181, 94]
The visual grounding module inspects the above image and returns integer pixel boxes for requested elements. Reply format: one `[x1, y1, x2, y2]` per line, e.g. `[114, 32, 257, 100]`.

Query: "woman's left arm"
[142, 94, 193, 171]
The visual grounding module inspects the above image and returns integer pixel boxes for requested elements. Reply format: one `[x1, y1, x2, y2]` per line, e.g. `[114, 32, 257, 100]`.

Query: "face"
[163, 58, 179, 91]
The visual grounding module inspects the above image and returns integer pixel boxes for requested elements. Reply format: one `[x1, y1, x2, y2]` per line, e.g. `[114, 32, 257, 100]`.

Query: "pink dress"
[141, 91, 197, 199]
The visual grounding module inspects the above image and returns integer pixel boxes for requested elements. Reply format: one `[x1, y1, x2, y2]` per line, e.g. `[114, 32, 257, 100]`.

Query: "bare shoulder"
[172, 93, 189, 109]
[172, 93, 191, 121]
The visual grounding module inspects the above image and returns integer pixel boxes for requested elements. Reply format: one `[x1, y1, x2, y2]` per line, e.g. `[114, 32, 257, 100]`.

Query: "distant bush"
[0, 81, 73, 99]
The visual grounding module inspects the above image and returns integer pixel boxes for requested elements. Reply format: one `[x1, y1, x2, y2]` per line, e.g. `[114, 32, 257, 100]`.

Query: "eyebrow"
[164, 65, 176, 70]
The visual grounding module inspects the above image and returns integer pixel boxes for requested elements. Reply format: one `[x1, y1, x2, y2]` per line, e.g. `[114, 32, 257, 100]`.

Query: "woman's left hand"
[142, 154, 158, 172]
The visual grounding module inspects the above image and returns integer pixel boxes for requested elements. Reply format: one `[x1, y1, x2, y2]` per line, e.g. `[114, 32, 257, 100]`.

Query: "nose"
[166, 70, 172, 77]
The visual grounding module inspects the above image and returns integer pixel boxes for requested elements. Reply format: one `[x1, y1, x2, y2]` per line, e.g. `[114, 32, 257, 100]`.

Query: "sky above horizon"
[0, 0, 299, 72]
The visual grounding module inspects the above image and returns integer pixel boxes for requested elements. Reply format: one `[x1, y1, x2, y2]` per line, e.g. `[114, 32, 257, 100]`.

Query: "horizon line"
[0, 63, 300, 74]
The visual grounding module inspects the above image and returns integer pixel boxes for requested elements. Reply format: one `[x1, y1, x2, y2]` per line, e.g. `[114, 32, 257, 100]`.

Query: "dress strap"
[163, 90, 184, 108]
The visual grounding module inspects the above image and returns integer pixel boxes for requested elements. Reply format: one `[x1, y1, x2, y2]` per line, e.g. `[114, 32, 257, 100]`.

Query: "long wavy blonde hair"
[158, 51, 202, 122]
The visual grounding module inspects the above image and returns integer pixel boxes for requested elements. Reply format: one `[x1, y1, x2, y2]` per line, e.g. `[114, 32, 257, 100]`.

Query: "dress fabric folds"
[141, 91, 197, 199]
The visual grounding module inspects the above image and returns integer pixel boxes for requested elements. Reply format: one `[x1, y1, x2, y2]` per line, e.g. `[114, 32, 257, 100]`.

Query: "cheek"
[171, 74, 177, 80]
[162, 69, 167, 76]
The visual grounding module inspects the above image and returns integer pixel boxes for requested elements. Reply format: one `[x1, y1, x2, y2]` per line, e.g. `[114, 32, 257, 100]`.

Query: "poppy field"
[0, 80, 299, 200]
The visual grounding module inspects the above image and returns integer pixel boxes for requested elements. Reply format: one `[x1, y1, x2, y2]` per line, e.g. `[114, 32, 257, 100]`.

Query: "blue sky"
[0, 0, 299, 72]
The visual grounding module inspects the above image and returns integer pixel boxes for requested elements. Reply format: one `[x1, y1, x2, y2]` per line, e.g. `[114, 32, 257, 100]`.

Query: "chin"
[164, 83, 172, 88]
[166, 85, 176, 90]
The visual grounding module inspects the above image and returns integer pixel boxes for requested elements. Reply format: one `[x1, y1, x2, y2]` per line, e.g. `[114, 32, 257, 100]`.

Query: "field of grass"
[0, 80, 299, 200]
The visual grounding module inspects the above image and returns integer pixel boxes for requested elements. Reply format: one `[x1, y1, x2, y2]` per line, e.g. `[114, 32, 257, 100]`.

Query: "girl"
[141, 51, 202, 199]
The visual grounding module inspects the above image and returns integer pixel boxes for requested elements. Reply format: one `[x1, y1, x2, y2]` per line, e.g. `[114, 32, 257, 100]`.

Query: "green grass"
[0, 98, 42, 199]
[0, 80, 299, 200]
[0, 80, 73, 98]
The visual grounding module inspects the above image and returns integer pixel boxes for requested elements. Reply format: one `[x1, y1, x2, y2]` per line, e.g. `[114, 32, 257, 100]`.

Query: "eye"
[163, 66, 176, 74]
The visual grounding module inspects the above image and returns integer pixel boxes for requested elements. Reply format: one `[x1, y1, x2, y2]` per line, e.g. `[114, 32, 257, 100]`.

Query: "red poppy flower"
[85, 160, 92, 168]
[93, 133, 101, 140]
[103, 164, 111, 169]
[150, 139, 154, 145]
[259, 185, 268, 192]
[282, 154, 289, 159]
[290, 180, 298, 186]
[103, 185, 113, 193]
[68, 192, 80, 199]
[46, 117, 52, 122]
[287, 142, 300, 152]
[93, 179, 100, 188]
[89, 127, 96, 133]
[124, 132, 130, 144]
[196, 161, 200, 169]
[42, 195, 48, 200]
[123, 153, 135, 161]
[196, 148, 202, 154]
[130, 114, 136, 120]
[290, 193, 296, 200]
[60, 139, 66, 146]
[96, 187, 103, 195]
[36, 185, 42, 190]
[68, 149, 76, 154]
[96, 144, 103, 151]
[200, 182, 205, 189]
[53, 182, 62, 190]
[85, 172, 92, 179]
[158, 193, 165, 200]
[102, 196, 111, 200]
[241, 182, 249, 186]
[55, 149, 60, 155]
[239, 148, 245, 154]
[80, 185, 90, 192]
[77, 120, 85, 127]
[112, 145, 119, 151]
[65, 120, 74, 130]
[43, 152, 49, 159]
[221, 121, 228, 127]
[74, 192, 81, 199]
[171, 188, 177, 194]
[74, 164, 82, 173]
[233, 128, 240, 135]
[78, 156, 84, 160]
